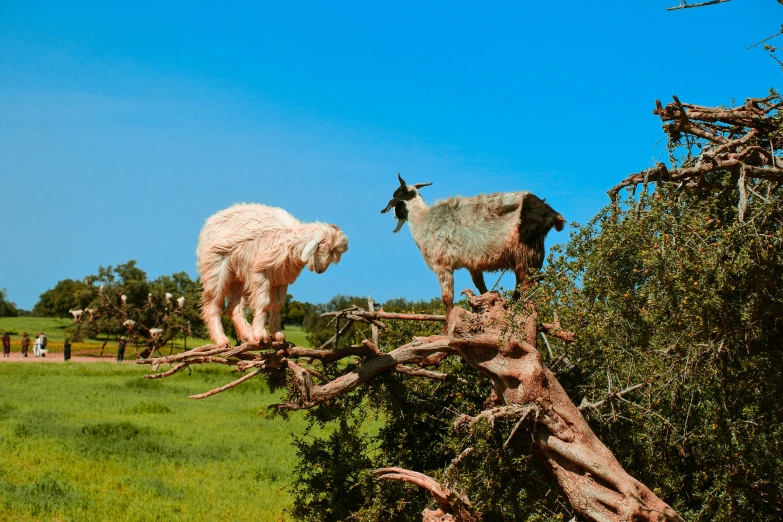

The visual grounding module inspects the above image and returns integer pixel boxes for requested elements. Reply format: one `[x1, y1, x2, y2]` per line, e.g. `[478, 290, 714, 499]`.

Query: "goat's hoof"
[273, 332, 286, 343]
[215, 336, 231, 348]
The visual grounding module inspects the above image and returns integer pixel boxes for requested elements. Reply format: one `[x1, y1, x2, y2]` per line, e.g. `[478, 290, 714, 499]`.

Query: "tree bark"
[447, 292, 683, 522]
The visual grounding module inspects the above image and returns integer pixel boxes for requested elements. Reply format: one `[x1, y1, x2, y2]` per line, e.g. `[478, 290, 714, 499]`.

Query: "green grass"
[0, 317, 310, 356]
[0, 362, 323, 521]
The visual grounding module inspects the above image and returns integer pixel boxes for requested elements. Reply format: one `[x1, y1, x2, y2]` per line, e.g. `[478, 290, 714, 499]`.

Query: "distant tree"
[34, 261, 205, 357]
[0, 288, 19, 317]
[381, 296, 442, 313]
[280, 294, 315, 327]
[32, 279, 91, 317]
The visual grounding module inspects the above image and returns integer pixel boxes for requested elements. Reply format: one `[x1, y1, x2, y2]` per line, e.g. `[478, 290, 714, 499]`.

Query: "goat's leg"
[267, 285, 287, 343]
[437, 269, 454, 331]
[469, 270, 488, 295]
[513, 266, 533, 300]
[226, 282, 253, 343]
[199, 264, 231, 348]
[249, 272, 271, 344]
[201, 292, 231, 348]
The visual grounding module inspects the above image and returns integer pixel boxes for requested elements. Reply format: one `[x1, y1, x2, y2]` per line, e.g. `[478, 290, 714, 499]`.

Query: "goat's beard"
[393, 218, 406, 233]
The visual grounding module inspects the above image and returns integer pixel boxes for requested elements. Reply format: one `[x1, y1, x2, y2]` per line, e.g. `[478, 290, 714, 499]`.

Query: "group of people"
[1, 332, 128, 362]
[1, 331, 49, 357]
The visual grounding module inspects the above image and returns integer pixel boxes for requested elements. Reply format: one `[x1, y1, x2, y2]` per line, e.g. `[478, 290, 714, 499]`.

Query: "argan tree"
[138, 91, 782, 522]
[65, 261, 204, 357]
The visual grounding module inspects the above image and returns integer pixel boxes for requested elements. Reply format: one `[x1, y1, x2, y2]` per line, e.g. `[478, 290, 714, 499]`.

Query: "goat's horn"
[397, 173, 406, 187]
[413, 182, 432, 189]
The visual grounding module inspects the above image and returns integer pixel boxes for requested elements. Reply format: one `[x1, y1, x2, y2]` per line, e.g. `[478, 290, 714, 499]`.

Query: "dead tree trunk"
[138, 292, 683, 522]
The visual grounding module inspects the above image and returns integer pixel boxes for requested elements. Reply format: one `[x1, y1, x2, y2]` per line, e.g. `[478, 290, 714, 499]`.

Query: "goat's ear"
[301, 236, 322, 263]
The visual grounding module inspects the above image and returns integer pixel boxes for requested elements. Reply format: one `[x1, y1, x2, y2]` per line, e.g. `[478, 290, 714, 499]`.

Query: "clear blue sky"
[0, 0, 778, 310]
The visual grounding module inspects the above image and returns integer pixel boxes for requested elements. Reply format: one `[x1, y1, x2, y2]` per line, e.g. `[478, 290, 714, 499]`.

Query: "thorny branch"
[136, 296, 686, 522]
[609, 94, 783, 221]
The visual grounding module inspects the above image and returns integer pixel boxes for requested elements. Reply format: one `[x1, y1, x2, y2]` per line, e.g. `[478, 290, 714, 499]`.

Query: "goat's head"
[380, 173, 432, 233]
[301, 224, 349, 274]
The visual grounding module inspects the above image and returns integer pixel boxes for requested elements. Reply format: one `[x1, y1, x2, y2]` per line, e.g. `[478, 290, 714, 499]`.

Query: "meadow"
[0, 323, 320, 522]
[0, 317, 310, 357]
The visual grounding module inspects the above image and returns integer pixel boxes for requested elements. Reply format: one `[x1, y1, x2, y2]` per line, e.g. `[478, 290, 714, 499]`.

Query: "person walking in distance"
[20, 332, 29, 357]
[63, 338, 72, 361]
[1, 332, 10, 357]
[39, 332, 47, 357]
[33, 332, 42, 357]
[117, 336, 127, 362]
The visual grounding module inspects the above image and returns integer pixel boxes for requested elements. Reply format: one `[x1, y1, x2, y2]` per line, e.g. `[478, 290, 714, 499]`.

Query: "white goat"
[85, 308, 96, 320]
[165, 293, 173, 305]
[382, 174, 566, 318]
[197, 203, 348, 347]
[69, 309, 83, 322]
[123, 319, 136, 328]
[149, 328, 163, 339]
[176, 296, 185, 309]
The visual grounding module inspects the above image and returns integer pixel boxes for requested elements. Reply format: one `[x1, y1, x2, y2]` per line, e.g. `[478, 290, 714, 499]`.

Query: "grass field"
[0, 317, 310, 357]
[0, 361, 323, 521]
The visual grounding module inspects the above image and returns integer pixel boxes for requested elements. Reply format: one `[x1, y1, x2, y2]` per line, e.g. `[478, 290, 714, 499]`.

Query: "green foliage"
[289, 419, 374, 522]
[536, 178, 783, 521]
[32, 278, 91, 317]
[281, 294, 315, 327]
[0, 288, 20, 317]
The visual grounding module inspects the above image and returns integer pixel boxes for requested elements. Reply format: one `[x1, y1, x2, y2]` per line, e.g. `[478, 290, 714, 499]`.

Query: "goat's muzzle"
[381, 198, 398, 214]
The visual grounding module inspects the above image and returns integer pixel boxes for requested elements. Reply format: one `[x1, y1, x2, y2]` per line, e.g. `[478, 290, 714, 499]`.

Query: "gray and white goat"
[381, 174, 566, 318]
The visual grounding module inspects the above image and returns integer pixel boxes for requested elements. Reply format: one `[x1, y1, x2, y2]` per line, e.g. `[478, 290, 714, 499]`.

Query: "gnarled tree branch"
[609, 94, 782, 221]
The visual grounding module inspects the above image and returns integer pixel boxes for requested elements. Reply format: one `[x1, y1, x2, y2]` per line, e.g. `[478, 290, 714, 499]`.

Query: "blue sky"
[0, 0, 778, 310]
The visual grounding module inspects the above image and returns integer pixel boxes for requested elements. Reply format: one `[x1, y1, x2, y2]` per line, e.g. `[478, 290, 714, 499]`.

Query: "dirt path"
[0, 351, 135, 364]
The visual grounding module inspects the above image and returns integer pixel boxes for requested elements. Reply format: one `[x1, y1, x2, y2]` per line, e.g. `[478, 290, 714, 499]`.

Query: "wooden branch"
[275, 337, 453, 410]
[322, 309, 446, 322]
[540, 312, 576, 342]
[667, 0, 731, 10]
[318, 319, 355, 350]
[455, 404, 538, 430]
[374, 468, 480, 522]
[395, 364, 464, 382]
[578, 383, 646, 411]
[610, 94, 783, 221]
[188, 369, 263, 400]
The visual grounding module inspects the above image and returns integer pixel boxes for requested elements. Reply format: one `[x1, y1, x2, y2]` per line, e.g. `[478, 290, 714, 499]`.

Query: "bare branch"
[609, 94, 783, 221]
[667, 0, 731, 11]
[322, 309, 447, 322]
[578, 383, 646, 412]
[188, 369, 263, 400]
